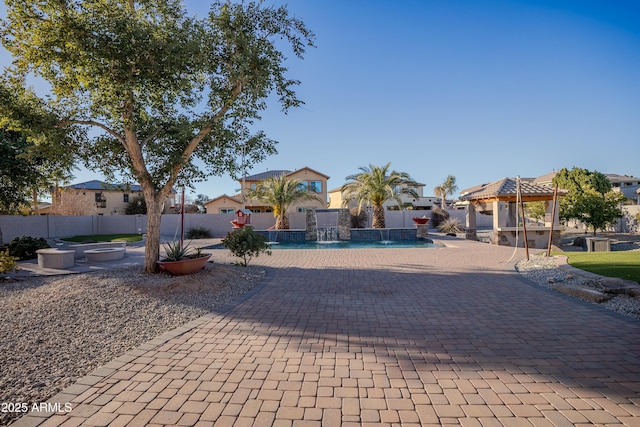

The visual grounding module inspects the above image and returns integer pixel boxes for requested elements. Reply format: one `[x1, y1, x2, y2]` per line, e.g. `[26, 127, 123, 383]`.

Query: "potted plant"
[412, 215, 430, 225]
[157, 241, 211, 275]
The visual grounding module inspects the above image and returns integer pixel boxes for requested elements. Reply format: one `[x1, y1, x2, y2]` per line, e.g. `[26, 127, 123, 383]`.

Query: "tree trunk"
[32, 189, 39, 215]
[275, 215, 289, 230]
[144, 194, 164, 273]
[372, 205, 386, 229]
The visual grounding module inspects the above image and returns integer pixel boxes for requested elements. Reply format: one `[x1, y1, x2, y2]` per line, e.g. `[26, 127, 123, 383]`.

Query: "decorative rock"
[554, 283, 611, 303]
[598, 278, 640, 296]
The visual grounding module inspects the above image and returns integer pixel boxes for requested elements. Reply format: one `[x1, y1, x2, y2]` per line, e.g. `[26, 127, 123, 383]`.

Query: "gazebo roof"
[459, 177, 566, 203]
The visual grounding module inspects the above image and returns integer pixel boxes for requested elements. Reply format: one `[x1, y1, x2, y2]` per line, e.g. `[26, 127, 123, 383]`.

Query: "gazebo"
[459, 177, 567, 248]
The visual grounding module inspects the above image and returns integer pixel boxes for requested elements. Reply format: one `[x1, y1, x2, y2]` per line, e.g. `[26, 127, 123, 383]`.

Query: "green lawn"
[557, 251, 640, 284]
[62, 234, 143, 243]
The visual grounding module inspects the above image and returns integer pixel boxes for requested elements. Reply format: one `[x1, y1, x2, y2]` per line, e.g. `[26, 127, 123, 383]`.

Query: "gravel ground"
[0, 263, 266, 426]
[516, 254, 640, 321]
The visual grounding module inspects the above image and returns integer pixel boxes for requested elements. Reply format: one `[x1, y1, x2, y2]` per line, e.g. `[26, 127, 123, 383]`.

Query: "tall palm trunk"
[275, 215, 289, 230]
[372, 205, 386, 228]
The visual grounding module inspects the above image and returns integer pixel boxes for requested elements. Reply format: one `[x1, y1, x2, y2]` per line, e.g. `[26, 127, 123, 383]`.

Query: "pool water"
[265, 239, 438, 249]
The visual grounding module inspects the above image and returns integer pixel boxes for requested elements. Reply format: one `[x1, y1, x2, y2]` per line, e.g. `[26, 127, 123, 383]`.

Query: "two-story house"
[204, 167, 329, 214]
[47, 180, 176, 215]
[607, 174, 640, 204]
[327, 181, 438, 211]
[533, 171, 640, 205]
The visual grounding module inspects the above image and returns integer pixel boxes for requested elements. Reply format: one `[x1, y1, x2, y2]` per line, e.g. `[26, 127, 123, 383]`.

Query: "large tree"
[433, 175, 458, 209]
[246, 173, 321, 229]
[553, 167, 625, 236]
[0, 130, 73, 215]
[341, 163, 419, 229]
[0, 131, 39, 214]
[0, 0, 314, 272]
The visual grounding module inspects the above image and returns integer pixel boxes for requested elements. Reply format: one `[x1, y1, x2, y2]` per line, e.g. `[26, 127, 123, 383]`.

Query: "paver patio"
[13, 237, 640, 426]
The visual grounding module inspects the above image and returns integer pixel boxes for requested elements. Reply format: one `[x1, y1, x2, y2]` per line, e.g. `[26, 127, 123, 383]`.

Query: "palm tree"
[341, 163, 419, 229]
[434, 175, 458, 209]
[246, 173, 321, 229]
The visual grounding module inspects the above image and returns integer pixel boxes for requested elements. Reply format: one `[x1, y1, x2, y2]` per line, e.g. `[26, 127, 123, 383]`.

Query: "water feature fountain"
[304, 209, 350, 242]
[379, 229, 393, 245]
[315, 210, 340, 242]
[267, 230, 279, 244]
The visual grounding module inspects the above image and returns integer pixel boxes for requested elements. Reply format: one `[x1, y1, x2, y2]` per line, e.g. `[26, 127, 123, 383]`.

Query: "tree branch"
[58, 119, 125, 145]
[165, 80, 245, 190]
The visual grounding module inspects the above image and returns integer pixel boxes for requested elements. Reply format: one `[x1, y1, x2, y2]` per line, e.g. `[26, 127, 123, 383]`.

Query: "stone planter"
[157, 255, 211, 276]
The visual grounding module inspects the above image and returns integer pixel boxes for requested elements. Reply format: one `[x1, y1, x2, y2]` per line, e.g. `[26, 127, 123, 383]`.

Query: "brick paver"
[13, 237, 640, 426]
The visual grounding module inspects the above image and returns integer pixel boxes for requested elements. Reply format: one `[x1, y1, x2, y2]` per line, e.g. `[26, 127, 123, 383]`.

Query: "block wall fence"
[1, 209, 515, 243]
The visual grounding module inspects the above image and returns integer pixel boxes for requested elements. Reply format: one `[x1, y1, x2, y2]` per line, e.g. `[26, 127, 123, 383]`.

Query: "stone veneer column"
[415, 224, 428, 239]
[305, 210, 317, 241]
[337, 209, 350, 241]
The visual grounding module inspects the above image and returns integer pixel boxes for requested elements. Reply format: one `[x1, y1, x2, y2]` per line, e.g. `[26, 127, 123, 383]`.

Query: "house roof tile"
[459, 177, 565, 201]
[64, 180, 143, 192]
[244, 170, 291, 181]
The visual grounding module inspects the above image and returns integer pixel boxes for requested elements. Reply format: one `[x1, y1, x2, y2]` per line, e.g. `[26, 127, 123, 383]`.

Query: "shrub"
[125, 195, 147, 214]
[437, 218, 465, 234]
[0, 250, 18, 275]
[8, 236, 50, 260]
[186, 226, 213, 239]
[430, 206, 450, 229]
[222, 226, 271, 266]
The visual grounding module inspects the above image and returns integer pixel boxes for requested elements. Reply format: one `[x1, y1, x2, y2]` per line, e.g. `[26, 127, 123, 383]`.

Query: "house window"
[297, 182, 308, 191]
[95, 192, 106, 208]
[309, 181, 322, 193]
[219, 208, 234, 214]
[123, 194, 129, 203]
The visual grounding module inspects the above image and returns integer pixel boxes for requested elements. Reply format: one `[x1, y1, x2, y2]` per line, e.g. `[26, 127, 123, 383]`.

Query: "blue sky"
[3, 0, 640, 199]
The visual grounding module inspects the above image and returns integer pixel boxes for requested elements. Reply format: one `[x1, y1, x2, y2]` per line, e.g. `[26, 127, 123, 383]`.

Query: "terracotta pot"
[412, 217, 430, 225]
[157, 255, 211, 275]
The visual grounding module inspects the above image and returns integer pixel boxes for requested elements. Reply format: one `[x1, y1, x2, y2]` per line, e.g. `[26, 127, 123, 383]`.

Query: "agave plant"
[162, 241, 192, 261]
[437, 218, 465, 234]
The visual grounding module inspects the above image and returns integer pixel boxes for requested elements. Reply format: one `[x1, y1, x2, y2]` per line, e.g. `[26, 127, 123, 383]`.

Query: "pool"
[263, 239, 439, 249]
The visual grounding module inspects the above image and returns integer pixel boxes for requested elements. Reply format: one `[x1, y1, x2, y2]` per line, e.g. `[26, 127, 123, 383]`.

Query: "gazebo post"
[465, 203, 477, 240]
[546, 184, 559, 256]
